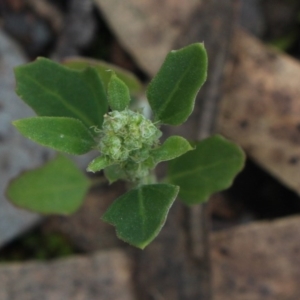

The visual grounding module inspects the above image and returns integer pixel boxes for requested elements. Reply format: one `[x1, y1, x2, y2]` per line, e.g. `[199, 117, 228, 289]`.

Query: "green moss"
[0, 229, 78, 262]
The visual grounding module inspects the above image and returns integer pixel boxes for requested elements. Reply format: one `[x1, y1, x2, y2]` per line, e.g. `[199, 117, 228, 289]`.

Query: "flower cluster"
[98, 109, 162, 180]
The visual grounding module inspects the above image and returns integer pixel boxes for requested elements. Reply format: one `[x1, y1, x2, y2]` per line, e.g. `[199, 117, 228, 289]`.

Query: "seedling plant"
[6, 44, 245, 249]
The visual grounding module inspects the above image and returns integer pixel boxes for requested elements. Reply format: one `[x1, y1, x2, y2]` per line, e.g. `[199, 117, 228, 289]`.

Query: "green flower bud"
[98, 109, 162, 180]
[100, 135, 122, 159]
[124, 137, 141, 150]
[124, 160, 150, 180]
[130, 148, 150, 163]
[127, 123, 141, 141]
[119, 149, 130, 161]
[103, 111, 127, 133]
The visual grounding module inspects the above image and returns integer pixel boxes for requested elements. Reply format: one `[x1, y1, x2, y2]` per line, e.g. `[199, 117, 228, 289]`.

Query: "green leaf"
[104, 165, 127, 184]
[108, 73, 131, 111]
[6, 155, 91, 214]
[168, 135, 245, 205]
[147, 43, 207, 125]
[15, 58, 108, 131]
[62, 57, 142, 95]
[13, 117, 96, 155]
[87, 156, 112, 173]
[102, 184, 179, 249]
[152, 136, 194, 164]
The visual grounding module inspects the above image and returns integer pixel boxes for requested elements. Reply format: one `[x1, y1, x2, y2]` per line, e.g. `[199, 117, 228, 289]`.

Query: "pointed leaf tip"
[108, 73, 131, 111]
[87, 156, 112, 173]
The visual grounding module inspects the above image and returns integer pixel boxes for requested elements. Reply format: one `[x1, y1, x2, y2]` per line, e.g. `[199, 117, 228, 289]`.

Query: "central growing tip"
[98, 109, 162, 180]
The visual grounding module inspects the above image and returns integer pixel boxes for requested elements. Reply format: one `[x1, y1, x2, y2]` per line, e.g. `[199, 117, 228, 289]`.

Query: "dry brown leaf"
[93, 0, 200, 75]
[218, 29, 300, 195]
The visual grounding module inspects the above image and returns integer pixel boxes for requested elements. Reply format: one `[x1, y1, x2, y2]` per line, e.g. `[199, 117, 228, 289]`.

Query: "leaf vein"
[170, 157, 240, 181]
[155, 57, 195, 118]
[22, 74, 93, 126]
